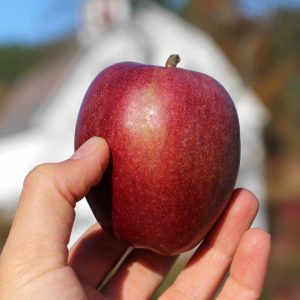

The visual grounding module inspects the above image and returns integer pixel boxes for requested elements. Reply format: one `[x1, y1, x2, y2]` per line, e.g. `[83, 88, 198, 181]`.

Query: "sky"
[0, 0, 83, 45]
[0, 0, 299, 46]
[240, 0, 300, 16]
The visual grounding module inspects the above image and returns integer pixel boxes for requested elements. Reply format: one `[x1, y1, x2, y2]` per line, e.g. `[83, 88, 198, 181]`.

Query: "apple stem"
[165, 54, 181, 68]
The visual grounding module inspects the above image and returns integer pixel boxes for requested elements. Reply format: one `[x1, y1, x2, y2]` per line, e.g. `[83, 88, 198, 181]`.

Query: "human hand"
[0, 137, 270, 300]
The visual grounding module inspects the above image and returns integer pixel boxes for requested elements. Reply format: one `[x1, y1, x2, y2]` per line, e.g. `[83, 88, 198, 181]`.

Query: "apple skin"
[75, 61, 240, 256]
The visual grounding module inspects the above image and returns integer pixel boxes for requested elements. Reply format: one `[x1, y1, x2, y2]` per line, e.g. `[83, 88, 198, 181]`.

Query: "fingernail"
[71, 137, 102, 160]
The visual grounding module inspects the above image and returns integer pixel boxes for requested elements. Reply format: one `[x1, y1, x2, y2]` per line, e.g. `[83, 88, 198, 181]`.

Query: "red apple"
[75, 55, 240, 255]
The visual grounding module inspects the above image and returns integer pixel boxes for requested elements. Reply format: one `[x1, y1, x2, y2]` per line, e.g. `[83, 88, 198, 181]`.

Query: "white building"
[0, 0, 268, 245]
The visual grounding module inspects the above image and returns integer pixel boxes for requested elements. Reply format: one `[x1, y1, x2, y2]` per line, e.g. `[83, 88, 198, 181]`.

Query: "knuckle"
[23, 163, 55, 188]
[23, 162, 78, 206]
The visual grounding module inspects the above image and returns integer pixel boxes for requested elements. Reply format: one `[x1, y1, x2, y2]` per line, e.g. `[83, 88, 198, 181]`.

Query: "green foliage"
[0, 46, 45, 86]
[0, 215, 11, 250]
[0, 39, 74, 87]
[0, 38, 76, 108]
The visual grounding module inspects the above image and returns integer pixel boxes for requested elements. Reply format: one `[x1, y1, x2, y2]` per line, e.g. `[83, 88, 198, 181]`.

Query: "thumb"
[2, 137, 109, 267]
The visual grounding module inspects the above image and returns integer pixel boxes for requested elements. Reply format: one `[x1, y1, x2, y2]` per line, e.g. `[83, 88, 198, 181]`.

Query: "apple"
[75, 55, 240, 255]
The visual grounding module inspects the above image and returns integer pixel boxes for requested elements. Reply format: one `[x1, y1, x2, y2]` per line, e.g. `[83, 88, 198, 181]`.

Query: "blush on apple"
[75, 55, 240, 256]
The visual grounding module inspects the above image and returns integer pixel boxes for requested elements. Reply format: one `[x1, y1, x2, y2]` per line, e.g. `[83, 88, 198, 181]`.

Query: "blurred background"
[0, 0, 299, 299]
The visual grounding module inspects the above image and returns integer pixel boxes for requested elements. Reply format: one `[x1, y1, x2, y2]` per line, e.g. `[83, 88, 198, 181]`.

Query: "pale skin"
[0, 137, 271, 299]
